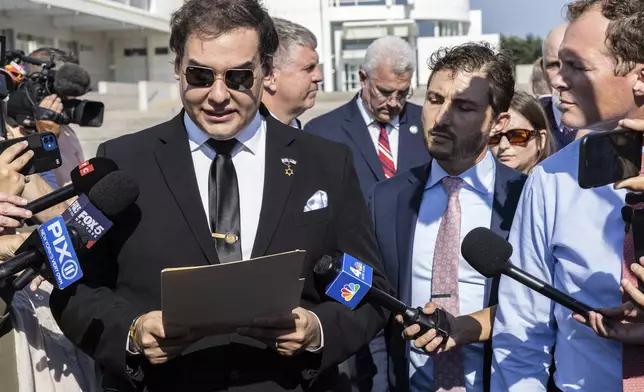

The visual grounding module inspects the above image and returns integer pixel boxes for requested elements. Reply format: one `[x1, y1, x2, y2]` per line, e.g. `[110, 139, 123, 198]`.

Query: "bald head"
[541, 23, 568, 89]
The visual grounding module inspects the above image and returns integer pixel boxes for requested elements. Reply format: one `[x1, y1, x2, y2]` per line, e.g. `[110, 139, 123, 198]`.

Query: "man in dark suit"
[49, 1, 390, 391]
[368, 42, 527, 392]
[540, 23, 579, 149]
[262, 18, 322, 129]
[304, 36, 429, 199]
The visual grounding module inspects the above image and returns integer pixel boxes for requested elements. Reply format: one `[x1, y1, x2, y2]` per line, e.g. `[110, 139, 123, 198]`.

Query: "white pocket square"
[304, 190, 328, 212]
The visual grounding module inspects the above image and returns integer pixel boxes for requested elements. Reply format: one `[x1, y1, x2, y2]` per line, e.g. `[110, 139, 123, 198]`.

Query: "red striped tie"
[377, 122, 396, 178]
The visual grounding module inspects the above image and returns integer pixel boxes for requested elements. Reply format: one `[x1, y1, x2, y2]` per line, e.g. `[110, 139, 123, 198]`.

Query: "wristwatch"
[127, 315, 142, 355]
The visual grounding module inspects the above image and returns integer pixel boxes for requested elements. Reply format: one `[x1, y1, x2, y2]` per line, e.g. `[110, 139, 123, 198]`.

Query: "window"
[438, 21, 461, 37]
[155, 47, 169, 55]
[124, 48, 147, 57]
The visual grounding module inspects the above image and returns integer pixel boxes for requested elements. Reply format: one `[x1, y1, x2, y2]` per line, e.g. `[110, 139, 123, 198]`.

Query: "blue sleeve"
[38, 170, 59, 190]
[491, 166, 556, 391]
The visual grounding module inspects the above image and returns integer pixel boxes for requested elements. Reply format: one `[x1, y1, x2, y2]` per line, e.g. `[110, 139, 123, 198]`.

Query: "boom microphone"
[24, 157, 118, 215]
[461, 227, 594, 318]
[313, 254, 451, 338]
[7, 171, 139, 289]
[53, 64, 91, 97]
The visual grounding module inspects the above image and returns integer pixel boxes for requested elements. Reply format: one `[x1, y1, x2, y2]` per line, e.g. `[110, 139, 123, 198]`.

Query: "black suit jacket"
[304, 94, 430, 198]
[368, 160, 527, 392]
[50, 110, 391, 392]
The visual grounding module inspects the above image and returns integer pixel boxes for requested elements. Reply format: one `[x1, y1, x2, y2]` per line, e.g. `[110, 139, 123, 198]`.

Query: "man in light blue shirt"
[492, 2, 644, 391]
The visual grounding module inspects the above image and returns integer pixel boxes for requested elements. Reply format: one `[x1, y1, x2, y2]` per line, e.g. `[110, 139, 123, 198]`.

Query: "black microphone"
[24, 157, 118, 215]
[53, 64, 91, 97]
[313, 255, 451, 338]
[8, 171, 139, 289]
[461, 227, 594, 318]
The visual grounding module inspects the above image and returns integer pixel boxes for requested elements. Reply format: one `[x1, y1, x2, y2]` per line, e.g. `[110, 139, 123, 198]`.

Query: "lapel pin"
[281, 158, 297, 176]
[410, 125, 419, 134]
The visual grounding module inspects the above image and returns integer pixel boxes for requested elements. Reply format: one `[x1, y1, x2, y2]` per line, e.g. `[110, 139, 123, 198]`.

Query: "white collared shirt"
[184, 112, 266, 261]
[183, 112, 324, 352]
[409, 151, 496, 392]
[356, 93, 400, 167]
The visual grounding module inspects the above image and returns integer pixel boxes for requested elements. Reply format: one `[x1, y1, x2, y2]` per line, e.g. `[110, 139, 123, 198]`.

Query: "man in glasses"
[368, 42, 526, 392]
[49, 0, 391, 391]
[262, 18, 322, 129]
[305, 36, 429, 199]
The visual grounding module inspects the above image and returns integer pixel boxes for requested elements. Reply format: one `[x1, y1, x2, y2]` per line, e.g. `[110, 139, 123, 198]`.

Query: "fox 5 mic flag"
[324, 254, 373, 310]
[62, 194, 112, 249]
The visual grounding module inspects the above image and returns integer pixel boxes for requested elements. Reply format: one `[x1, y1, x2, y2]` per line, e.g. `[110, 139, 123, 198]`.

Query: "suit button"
[229, 370, 240, 382]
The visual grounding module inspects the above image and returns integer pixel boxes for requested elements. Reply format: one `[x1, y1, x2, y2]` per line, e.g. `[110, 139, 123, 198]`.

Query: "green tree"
[500, 34, 543, 65]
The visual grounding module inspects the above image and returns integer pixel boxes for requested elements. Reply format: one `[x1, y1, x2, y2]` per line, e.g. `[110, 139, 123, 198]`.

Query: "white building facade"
[0, 0, 499, 92]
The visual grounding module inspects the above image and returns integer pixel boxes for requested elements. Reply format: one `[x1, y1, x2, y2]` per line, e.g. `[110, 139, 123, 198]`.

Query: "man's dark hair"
[567, 0, 644, 75]
[169, 0, 279, 64]
[29, 47, 79, 65]
[427, 42, 515, 115]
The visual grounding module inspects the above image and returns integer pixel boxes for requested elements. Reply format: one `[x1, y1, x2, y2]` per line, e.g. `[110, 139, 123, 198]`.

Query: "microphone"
[461, 227, 594, 318]
[6, 171, 139, 289]
[53, 64, 91, 97]
[313, 254, 451, 338]
[24, 157, 118, 215]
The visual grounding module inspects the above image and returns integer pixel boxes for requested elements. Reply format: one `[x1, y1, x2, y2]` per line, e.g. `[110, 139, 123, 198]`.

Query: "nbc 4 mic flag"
[324, 254, 373, 310]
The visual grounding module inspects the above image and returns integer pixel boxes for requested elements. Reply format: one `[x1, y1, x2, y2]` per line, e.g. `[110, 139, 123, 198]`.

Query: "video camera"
[0, 35, 104, 129]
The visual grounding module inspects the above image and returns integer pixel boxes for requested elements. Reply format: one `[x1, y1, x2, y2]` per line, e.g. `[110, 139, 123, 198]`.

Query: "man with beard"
[367, 42, 527, 392]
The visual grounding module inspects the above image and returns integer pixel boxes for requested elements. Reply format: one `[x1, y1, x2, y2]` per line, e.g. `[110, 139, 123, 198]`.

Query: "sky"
[469, 0, 569, 38]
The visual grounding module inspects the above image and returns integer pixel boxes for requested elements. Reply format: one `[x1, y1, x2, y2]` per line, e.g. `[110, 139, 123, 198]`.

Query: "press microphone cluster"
[313, 254, 451, 338]
[3, 169, 139, 290]
[461, 227, 594, 318]
[24, 157, 118, 216]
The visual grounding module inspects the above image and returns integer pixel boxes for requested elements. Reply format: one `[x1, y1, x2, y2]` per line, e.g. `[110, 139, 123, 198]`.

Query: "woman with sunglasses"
[489, 91, 557, 173]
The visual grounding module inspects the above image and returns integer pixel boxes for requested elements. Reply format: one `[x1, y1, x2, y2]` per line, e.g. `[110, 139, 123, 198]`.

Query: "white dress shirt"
[184, 112, 324, 352]
[356, 94, 400, 167]
[184, 112, 265, 260]
[409, 150, 495, 392]
[268, 110, 300, 129]
[492, 138, 624, 391]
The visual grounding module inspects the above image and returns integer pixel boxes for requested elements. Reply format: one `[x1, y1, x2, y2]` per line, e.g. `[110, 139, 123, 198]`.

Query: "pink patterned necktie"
[431, 176, 466, 392]
[621, 152, 644, 391]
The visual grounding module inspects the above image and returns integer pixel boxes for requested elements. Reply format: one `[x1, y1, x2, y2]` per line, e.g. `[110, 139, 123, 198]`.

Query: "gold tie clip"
[211, 232, 239, 244]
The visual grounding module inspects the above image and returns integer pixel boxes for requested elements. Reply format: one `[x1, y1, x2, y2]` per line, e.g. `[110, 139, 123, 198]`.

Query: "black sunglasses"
[184, 65, 256, 91]
[488, 129, 537, 145]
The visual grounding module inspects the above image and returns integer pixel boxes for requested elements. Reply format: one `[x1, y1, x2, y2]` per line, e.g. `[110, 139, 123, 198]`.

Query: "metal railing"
[328, 0, 387, 6]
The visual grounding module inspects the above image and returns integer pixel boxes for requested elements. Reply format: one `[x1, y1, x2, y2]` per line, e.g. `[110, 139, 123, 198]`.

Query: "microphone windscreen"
[70, 157, 119, 194]
[87, 171, 139, 217]
[461, 227, 513, 278]
[53, 64, 91, 97]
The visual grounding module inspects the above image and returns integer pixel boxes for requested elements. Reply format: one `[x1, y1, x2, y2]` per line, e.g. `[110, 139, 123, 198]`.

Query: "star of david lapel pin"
[281, 158, 297, 176]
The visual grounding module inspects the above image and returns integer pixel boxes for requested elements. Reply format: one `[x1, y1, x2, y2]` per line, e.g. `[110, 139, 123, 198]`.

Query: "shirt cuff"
[126, 317, 141, 356]
[306, 311, 324, 353]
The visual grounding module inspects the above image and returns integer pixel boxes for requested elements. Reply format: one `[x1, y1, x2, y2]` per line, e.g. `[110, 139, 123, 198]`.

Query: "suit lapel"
[251, 115, 297, 258]
[395, 164, 430, 305]
[396, 106, 422, 172]
[342, 95, 385, 181]
[153, 111, 220, 265]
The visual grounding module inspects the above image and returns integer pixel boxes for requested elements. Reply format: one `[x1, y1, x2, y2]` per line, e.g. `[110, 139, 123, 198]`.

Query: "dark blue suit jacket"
[368, 160, 527, 392]
[304, 94, 430, 198]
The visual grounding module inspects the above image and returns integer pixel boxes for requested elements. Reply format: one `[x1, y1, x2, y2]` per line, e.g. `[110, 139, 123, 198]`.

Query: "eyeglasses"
[184, 65, 257, 91]
[488, 129, 537, 145]
[367, 77, 413, 105]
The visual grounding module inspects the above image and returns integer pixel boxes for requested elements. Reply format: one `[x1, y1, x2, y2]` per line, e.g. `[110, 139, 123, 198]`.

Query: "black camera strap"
[33, 106, 67, 124]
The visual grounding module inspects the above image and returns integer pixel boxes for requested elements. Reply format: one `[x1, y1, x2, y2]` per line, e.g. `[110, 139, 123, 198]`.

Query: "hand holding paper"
[237, 307, 321, 356]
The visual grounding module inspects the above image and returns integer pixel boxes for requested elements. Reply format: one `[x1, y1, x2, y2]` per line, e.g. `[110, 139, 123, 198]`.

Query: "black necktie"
[207, 138, 242, 263]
